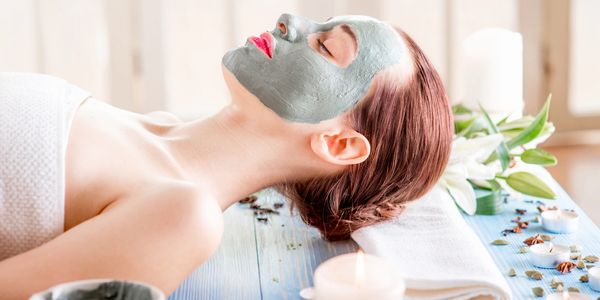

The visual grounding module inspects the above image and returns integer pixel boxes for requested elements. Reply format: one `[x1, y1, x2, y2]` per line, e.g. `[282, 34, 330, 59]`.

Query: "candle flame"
[562, 290, 569, 300]
[355, 249, 366, 286]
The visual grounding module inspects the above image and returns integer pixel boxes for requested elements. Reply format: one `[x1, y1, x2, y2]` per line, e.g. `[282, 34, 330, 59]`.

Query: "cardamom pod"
[519, 246, 530, 254]
[507, 268, 517, 277]
[576, 260, 586, 269]
[491, 239, 509, 246]
[584, 255, 599, 263]
[540, 234, 554, 241]
[550, 277, 563, 289]
[525, 270, 544, 280]
[556, 284, 564, 292]
[571, 254, 582, 260]
[532, 287, 544, 297]
[568, 287, 580, 293]
[580, 274, 589, 283]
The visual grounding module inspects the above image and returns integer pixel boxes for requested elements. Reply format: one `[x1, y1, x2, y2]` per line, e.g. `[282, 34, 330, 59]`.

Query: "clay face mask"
[222, 14, 407, 123]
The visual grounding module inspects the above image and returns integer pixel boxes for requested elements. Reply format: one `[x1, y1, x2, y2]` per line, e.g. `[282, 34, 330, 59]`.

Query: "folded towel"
[351, 187, 511, 300]
[0, 72, 90, 260]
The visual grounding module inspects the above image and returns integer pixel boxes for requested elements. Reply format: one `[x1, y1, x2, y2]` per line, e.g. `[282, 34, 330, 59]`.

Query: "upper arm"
[0, 183, 223, 298]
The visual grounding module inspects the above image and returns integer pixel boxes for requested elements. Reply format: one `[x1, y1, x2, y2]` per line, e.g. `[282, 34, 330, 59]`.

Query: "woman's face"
[222, 14, 408, 123]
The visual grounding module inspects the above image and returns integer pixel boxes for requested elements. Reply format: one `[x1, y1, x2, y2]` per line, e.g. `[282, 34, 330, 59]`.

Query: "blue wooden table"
[169, 181, 600, 299]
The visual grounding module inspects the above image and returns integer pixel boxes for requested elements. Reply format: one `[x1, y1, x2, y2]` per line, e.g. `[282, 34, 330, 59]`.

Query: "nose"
[275, 13, 311, 42]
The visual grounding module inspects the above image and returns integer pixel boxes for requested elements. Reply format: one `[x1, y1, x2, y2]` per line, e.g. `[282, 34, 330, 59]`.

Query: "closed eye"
[317, 38, 333, 57]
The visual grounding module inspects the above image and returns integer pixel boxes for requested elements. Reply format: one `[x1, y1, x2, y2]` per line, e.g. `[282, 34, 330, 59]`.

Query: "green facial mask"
[222, 14, 406, 123]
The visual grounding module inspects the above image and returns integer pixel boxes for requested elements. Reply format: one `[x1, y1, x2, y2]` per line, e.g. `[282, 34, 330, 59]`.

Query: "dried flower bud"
[556, 261, 576, 274]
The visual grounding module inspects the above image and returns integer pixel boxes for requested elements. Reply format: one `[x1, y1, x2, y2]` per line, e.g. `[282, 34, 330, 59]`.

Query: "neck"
[164, 104, 326, 211]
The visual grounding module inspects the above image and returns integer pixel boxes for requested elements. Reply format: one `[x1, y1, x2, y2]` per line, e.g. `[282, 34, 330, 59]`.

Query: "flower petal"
[445, 176, 477, 215]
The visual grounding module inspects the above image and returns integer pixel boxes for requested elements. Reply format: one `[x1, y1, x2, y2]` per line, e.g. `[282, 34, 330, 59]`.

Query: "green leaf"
[469, 179, 502, 191]
[496, 115, 510, 126]
[478, 103, 510, 171]
[452, 104, 473, 114]
[505, 171, 556, 199]
[520, 149, 558, 166]
[506, 95, 552, 149]
[454, 116, 477, 135]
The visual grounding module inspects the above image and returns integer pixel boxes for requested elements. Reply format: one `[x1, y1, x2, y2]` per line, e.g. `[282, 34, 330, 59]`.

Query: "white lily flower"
[438, 134, 504, 215]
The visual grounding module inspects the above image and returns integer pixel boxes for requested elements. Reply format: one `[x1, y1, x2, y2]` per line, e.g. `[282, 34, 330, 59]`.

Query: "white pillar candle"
[529, 243, 570, 268]
[461, 28, 523, 118]
[313, 251, 405, 300]
[541, 210, 580, 234]
[546, 291, 592, 300]
[588, 266, 600, 292]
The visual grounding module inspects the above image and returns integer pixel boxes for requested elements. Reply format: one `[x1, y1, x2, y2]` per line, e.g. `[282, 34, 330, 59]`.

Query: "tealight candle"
[529, 243, 570, 268]
[312, 250, 405, 300]
[546, 290, 592, 300]
[541, 209, 579, 234]
[589, 266, 600, 292]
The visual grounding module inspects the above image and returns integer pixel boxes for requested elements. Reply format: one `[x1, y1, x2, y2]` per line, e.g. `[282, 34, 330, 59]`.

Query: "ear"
[310, 127, 371, 166]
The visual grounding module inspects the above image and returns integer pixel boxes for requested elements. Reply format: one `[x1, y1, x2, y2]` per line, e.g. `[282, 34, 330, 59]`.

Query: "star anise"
[556, 261, 576, 274]
[524, 234, 544, 246]
[512, 226, 522, 233]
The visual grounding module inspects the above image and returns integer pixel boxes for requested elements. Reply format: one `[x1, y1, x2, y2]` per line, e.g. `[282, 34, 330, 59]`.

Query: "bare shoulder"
[104, 180, 224, 251]
[145, 110, 181, 124]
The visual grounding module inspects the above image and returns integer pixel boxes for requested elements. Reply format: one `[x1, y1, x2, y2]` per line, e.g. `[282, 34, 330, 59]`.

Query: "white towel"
[0, 72, 90, 260]
[351, 187, 511, 300]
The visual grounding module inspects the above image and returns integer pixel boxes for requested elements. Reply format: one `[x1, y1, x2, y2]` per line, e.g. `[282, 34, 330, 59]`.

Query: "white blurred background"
[1, 0, 599, 220]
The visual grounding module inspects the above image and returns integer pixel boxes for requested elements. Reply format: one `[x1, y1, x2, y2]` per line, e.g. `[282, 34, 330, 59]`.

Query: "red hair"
[277, 29, 453, 241]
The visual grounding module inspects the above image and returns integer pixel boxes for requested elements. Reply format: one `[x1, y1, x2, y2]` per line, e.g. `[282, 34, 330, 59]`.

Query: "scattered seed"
[568, 287, 580, 293]
[556, 284, 564, 292]
[580, 274, 589, 283]
[540, 234, 554, 241]
[577, 260, 586, 269]
[570, 245, 582, 252]
[550, 277, 563, 289]
[250, 203, 261, 209]
[525, 270, 544, 280]
[537, 204, 546, 213]
[532, 287, 544, 297]
[520, 246, 530, 254]
[511, 217, 522, 223]
[239, 195, 258, 204]
[256, 217, 269, 223]
[518, 221, 529, 229]
[491, 239, 509, 246]
[512, 226, 522, 233]
[273, 202, 284, 209]
[584, 255, 599, 263]
[507, 268, 517, 277]
[531, 216, 541, 223]
[516, 208, 527, 215]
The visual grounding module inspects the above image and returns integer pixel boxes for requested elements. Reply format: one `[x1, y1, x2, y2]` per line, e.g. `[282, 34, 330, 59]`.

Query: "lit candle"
[461, 28, 523, 118]
[588, 266, 600, 292]
[529, 243, 570, 268]
[312, 250, 405, 300]
[546, 290, 593, 300]
[541, 209, 579, 234]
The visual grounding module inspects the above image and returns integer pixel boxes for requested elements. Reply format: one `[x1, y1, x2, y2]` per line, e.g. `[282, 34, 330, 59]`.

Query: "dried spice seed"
[516, 208, 527, 215]
[525, 270, 544, 280]
[524, 234, 544, 246]
[531, 216, 541, 223]
[507, 268, 517, 277]
[532, 287, 544, 297]
[519, 246, 530, 254]
[511, 216, 522, 223]
[556, 284, 564, 292]
[512, 226, 522, 233]
[537, 204, 546, 213]
[571, 254, 582, 260]
[580, 274, 589, 283]
[518, 221, 529, 229]
[250, 203, 261, 209]
[273, 202, 284, 209]
[568, 287, 580, 293]
[556, 261, 576, 274]
[540, 234, 554, 241]
[570, 245, 582, 252]
[491, 239, 509, 246]
[256, 217, 269, 223]
[253, 208, 280, 215]
[550, 277, 563, 289]
[239, 195, 258, 204]
[576, 260, 586, 269]
[501, 229, 513, 236]
[584, 255, 599, 263]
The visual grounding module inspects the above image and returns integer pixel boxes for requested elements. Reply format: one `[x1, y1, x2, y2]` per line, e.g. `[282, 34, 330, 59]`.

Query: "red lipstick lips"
[248, 32, 274, 59]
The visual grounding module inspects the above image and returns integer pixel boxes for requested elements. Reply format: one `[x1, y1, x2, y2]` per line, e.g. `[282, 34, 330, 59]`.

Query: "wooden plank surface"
[254, 189, 358, 300]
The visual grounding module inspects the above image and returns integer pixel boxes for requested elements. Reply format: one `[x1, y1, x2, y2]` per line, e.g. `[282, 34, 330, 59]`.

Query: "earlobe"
[310, 128, 371, 166]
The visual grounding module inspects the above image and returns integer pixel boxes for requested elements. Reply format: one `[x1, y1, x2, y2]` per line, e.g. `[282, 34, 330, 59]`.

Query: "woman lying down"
[0, 13, 452, 298]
